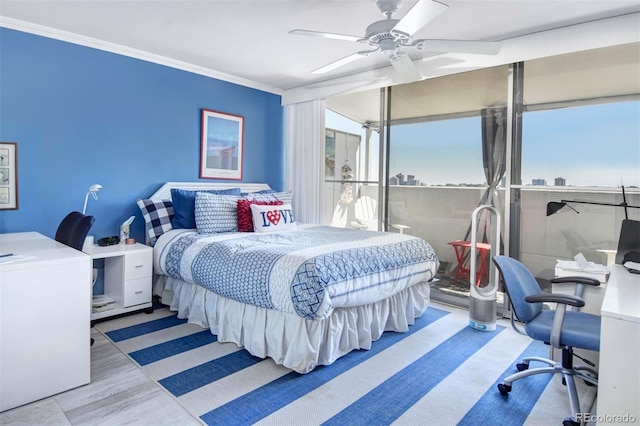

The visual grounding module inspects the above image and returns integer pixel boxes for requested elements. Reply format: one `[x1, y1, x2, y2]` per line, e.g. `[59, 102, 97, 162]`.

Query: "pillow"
[237, 199, 283, 232]
[194, 192, 242, 234]
[171, 187, 241, 229]
[136, 199, 174, 246]
[250, 203, 297, 233]
[240, 188, 278, 196]
[244, 190, 293, 206]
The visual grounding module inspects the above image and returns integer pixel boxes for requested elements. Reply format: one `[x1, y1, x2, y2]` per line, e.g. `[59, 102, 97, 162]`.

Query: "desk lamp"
[546, 186, 639, 219]
[82, 184, 102, 214]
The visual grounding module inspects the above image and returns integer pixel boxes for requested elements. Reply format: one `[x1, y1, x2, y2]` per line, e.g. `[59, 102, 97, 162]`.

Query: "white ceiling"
[1, 0, 639, 104]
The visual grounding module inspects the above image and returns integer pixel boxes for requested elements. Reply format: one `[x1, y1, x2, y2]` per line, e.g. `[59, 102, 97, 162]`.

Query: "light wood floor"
[0, 328, 202, 425]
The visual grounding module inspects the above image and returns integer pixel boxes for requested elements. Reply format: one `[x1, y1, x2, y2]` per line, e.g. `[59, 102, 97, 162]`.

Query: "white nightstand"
[83, 242, 153, 320]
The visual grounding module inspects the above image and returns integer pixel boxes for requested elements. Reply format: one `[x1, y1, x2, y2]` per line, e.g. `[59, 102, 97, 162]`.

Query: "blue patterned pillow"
[171, 187, 241, 229]
[194, 192, 242, 233]
[136, 199, 174, 246]
[245, 191, 293, 206]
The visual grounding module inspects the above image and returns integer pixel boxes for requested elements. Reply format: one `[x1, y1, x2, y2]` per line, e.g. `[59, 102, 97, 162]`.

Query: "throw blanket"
[155, 225, 439, 320]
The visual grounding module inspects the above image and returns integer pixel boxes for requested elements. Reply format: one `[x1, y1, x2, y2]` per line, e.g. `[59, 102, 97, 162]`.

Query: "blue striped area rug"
[95, 304, 596, 426]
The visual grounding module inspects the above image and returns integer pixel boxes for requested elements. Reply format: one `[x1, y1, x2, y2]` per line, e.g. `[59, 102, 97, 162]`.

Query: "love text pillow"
[250, 203, 297, 233]
[237, 199, 283, 232]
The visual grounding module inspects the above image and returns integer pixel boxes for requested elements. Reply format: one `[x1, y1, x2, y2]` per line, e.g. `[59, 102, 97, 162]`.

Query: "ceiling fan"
[290, 0, 502, 83]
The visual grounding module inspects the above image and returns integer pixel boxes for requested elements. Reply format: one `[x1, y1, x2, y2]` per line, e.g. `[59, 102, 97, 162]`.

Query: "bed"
[139, 182, 440, 373]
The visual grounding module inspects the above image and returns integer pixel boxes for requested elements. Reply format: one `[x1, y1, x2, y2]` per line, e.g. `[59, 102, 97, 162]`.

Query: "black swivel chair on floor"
[55, 211, 95, 345]
[492, 255, 600, 426]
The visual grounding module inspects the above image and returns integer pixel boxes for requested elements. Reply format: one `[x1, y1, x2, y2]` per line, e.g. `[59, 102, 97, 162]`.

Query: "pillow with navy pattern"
[194, 192, 242, 233]
[171, 187, 241, 229]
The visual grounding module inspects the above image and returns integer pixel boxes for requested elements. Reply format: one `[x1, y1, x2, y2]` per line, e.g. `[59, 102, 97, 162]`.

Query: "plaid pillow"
[136, 199, 174, 246]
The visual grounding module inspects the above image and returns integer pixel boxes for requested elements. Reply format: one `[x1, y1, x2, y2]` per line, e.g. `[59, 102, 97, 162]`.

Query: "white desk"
[0, 232, 91, 412]
[597, 265, 640, 424]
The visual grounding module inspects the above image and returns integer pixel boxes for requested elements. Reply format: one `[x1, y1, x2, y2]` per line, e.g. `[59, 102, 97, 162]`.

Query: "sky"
[327, 100, 640, 188]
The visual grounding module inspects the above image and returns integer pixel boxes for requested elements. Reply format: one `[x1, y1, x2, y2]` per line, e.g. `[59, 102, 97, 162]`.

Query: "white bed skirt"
[154, 275, 431, 374]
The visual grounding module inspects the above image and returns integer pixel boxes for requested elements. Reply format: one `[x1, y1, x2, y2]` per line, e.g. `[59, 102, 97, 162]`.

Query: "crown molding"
[0, 16, 284, 97]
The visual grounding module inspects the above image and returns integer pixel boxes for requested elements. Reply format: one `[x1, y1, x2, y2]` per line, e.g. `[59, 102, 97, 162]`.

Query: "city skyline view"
[327, 100, 639, 188]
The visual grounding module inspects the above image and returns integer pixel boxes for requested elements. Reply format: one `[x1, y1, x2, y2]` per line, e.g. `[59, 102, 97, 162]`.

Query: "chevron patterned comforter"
[154, 225, 439, 320]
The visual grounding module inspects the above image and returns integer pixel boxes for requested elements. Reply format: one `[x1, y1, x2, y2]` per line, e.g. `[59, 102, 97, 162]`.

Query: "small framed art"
[0, 142, 18, 210]
[200, 109, 244, 180]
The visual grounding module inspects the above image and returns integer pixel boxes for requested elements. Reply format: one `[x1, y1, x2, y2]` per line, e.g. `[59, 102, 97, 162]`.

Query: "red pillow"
[237, 199, 283, 232]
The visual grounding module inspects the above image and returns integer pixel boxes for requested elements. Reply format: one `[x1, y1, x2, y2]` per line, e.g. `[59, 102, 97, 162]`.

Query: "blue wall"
[0, 28, 284, 243]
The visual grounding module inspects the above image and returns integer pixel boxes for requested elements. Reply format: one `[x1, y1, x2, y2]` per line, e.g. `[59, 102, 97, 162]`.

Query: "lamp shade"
[546, 201, 566, 216]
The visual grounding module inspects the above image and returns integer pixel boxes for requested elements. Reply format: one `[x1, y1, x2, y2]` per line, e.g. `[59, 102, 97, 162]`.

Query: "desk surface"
[0, 231, 88, 269]
[601, 264, 640, 323]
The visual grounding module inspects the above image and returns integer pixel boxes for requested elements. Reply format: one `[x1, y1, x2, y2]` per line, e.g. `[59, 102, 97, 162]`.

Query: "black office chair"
[55, 211, 95, 251]
[56, 211, 95, 345]
[493, 255, 600, 426]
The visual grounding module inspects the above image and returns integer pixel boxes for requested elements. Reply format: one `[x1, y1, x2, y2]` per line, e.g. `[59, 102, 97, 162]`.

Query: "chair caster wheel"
[516, 363, 529, 372]
[497, 383, 512, 395]
[562, 418, 579, 426]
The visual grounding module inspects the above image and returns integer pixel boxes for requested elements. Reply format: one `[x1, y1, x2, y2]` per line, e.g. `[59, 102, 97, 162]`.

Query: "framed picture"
[0, 142, 18, 210]
[200, 109, 244, 180]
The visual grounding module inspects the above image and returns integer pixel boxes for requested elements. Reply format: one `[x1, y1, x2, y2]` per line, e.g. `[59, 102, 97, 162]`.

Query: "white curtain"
[285, 99, 326, 224]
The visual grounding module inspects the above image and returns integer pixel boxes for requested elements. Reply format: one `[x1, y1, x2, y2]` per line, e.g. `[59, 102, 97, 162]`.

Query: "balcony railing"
[323, 183, 639, 292]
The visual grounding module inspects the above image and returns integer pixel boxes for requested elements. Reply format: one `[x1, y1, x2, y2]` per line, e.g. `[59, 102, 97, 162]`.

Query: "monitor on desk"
[615, 219, 640, 264]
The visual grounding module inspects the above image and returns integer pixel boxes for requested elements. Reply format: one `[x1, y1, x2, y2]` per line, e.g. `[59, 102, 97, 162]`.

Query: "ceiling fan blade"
[289, 29, 361, 42]
[312, 52, 364, 74]
[392, 0, 448, 37]
[390, 54, 422, 83]
[418, 39, 502, 55]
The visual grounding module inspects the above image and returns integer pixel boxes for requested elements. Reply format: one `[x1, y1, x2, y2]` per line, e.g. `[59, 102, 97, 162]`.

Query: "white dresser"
[597, 265, 640, 424]
[0, 232, 91, 412]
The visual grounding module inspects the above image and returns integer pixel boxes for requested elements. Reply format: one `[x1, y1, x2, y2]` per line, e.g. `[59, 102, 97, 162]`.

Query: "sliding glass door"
[385, 66, 509, 304]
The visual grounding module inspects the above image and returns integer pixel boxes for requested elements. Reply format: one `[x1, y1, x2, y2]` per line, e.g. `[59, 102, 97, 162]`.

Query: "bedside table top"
[83, 241, 152, 259]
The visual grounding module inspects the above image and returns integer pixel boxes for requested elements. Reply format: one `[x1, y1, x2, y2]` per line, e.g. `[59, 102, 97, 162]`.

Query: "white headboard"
[149, 182, 272, 201]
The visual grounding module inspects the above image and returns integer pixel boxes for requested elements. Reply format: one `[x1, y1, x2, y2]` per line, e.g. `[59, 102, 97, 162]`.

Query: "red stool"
[448, 240, 491, 286]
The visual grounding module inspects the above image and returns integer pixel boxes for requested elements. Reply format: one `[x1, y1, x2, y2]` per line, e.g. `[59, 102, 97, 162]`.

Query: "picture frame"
[0, 142, 18, 210]
[200, 109, 244, 180]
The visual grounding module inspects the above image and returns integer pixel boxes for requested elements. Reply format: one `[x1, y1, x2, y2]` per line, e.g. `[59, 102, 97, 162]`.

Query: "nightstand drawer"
[123, 277, 151, 307]
[124, 252, 152, 280]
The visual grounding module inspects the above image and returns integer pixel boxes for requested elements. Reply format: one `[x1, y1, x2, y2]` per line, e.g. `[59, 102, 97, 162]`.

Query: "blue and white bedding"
[154, 225, 439, 321]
